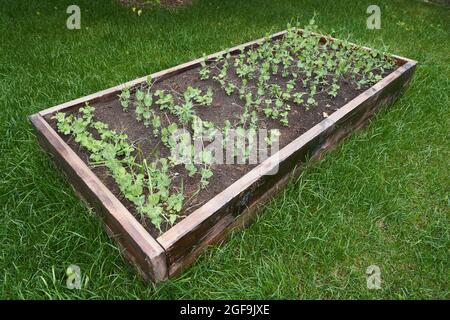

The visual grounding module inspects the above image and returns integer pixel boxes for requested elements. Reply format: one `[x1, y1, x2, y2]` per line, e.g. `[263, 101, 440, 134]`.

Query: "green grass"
[0, 0, 448, 299]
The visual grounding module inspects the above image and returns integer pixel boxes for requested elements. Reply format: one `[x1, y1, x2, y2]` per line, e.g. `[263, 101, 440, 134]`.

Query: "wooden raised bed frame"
[29, 29, 417, 282]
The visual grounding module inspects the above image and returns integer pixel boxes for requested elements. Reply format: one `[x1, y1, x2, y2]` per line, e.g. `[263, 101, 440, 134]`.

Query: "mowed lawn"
[0, 0, 448, 299]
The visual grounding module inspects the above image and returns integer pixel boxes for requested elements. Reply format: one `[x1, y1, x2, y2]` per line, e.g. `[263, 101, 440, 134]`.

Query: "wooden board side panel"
[312, 62, 416, 161]
[161, 62, 416, 277]
[29, 115, 167, 282]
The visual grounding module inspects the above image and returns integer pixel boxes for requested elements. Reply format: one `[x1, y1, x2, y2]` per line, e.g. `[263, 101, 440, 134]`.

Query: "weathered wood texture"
[30, 28, 417, 282]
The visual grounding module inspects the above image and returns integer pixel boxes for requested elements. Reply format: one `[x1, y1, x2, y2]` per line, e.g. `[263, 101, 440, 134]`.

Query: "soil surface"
[46, 45, 397, 238]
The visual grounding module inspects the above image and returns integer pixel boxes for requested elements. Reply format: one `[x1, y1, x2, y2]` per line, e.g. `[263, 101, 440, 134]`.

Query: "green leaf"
[169, 214, 177, 225]
[135, 89, 144, 101]
[148, 193, 160, 206]
[144, 93, 153, 107]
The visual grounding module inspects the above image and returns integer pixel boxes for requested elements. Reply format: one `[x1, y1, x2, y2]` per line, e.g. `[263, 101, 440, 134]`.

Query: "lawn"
[0, 0, 448, 299]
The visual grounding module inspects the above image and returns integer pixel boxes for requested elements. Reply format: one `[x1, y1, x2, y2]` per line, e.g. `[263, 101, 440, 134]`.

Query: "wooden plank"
[29, 114, 167, 282]
[158, 60, 417, 276]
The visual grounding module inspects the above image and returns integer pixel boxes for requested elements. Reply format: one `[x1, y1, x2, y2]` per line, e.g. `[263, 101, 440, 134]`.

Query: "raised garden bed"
[30, 22, 417, 282]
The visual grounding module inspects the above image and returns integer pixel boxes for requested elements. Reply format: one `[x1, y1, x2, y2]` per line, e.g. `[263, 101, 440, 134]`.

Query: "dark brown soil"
[46, 47, 397, 238]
